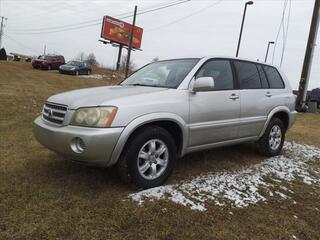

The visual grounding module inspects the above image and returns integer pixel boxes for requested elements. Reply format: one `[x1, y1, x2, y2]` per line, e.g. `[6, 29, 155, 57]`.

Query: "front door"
[188, 59, 240, 147]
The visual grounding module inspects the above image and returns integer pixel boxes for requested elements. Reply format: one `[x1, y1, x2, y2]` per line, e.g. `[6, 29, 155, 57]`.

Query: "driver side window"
[195, 60, 234, 90]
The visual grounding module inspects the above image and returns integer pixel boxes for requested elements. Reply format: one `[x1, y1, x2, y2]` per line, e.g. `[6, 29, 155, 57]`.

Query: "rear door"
[233, 60, 271, 138]
[188, 59, 241, 147]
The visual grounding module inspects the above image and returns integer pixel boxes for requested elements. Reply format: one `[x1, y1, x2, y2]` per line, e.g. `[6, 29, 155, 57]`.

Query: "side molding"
[107, 113, 189, 167]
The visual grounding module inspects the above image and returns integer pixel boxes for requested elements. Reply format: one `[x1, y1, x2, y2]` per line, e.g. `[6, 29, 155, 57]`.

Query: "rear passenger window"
[263, 66, 285, 88]
[256, 64, 269, 89]
[195, 60, 234, 90]
[234, 61, 261, 89]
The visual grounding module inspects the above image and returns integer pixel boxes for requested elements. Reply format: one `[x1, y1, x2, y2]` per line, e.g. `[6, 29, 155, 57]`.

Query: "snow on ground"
[80, 74, 106, 80]
[129, 142, 320, 211]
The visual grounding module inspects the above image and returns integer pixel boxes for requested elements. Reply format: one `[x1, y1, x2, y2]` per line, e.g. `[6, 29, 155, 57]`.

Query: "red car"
[32, 55, 65, 70]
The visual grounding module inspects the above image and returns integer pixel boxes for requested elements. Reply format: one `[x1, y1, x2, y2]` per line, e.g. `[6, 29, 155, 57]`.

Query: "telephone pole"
[125, 5, 137, 78]
[296, 0, 320, 111]
[0, 16, 8, 49]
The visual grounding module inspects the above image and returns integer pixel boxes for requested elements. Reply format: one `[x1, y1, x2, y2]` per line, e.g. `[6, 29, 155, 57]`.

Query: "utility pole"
[296, 0, 320, 111]
[0, 16, 8, 49]
[236, 1, 254, 57]
[264, 41, 275, 62]
[125, 5, 137, 78]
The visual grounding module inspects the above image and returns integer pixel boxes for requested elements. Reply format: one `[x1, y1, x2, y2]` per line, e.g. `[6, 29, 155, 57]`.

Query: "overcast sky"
[0, 0, 319, 90]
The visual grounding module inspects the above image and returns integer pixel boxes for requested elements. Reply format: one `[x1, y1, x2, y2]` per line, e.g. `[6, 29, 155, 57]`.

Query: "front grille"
[42, 102, 68, 125]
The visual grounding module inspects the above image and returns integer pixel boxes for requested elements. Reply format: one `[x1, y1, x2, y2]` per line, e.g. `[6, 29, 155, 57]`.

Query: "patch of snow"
[129, 142, 320, 211]
[80, 74, 106, 80]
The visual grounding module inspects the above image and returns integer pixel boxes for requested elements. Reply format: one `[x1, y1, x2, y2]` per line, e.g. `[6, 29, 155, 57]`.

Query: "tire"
[258, 117, 285, 157]
[47, 65, 51, 71]
[117, 126, 177, 189]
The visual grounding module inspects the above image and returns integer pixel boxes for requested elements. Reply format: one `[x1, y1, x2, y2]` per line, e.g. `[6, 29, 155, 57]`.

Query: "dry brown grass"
[0, 62, 320, 240]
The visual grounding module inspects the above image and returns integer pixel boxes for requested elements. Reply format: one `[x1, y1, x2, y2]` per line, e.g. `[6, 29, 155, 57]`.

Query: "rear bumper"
[33, 116, 124, 167]
[288, 110, 298, 129]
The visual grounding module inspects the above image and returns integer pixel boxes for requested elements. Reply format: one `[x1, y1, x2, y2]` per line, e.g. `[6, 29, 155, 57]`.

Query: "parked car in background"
[309, 88, 320, 108]
[59, 61, 92, 75]
[34, 56, 297, 189]
[32, 55, 65, 70]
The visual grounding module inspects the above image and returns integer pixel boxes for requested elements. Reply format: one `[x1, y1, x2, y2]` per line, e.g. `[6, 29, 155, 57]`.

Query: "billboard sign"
[101, 16, 143, 49]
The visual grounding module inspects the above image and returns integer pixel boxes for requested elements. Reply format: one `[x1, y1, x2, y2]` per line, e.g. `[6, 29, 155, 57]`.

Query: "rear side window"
[263, 66, 285, 88]
[234, 61, 261, 89]
[256, 64, 269, 89]
[195, 60, 234, 90]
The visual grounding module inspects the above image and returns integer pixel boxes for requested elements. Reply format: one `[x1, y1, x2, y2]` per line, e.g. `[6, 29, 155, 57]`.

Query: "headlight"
[70, 107, 117, 128]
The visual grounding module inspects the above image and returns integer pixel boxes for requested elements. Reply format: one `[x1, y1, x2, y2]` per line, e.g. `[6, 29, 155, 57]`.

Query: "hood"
[47, 85, 167, 109]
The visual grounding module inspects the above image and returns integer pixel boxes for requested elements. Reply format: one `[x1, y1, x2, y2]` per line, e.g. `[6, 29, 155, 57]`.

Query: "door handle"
[229, 94, 239, 100]
[266, 92, 272, 97]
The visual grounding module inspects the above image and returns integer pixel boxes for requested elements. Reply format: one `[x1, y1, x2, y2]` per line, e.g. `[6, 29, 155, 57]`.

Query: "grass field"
[1, 62, 320, 240]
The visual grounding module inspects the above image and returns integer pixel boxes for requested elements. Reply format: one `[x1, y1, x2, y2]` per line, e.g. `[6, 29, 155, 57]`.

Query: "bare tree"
[86, 53, 98, 66]
[120, 54, 136, 72]
[75, 52, 86, 61]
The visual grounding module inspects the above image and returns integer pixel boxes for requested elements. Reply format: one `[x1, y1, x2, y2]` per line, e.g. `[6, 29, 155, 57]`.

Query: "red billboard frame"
[101, 16, 143, 49]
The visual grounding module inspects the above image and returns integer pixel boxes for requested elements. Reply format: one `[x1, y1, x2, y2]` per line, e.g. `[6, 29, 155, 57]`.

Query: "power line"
[3, 33, 38, 54]
[280, 0, 291, 67]
[7, 0, 190, 35]
[272, 0, 288, 64]
[8, 0, 178, 31]
[146, 0, 224, 32]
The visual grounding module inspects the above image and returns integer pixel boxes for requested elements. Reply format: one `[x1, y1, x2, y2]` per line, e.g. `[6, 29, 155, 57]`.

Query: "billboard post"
[116, 44, 123, 71]
[125, 6, 138, 78]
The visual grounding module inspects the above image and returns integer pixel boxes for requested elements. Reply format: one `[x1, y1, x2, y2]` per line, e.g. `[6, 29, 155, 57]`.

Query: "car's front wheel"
[258, 117, 285, 157]
[117, 126, 176, 189]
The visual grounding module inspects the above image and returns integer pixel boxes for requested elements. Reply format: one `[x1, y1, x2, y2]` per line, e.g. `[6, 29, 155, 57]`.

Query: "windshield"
[67, 61, 82, 66]
[121, 59, 199, 88]
[38, 55, 50, 60]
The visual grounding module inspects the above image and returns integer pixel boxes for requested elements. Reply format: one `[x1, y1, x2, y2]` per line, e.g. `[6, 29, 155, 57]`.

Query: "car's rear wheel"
[117, 126, 176, 189]
[258, 117, 285, 157]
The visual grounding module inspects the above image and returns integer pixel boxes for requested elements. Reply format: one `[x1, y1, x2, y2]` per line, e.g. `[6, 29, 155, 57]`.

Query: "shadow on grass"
[15, 142, 267, 194]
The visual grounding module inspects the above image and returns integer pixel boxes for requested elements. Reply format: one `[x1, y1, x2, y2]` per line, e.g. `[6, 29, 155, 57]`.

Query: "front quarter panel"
[106, 89, 190, 166]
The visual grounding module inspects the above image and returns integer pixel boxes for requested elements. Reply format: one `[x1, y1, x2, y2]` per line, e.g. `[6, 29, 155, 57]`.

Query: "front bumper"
[59, 69, 76, 75]
[33, 116, 124, 167]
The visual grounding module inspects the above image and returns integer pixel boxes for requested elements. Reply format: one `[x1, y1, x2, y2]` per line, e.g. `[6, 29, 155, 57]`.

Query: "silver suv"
[34, 56, 297, 189]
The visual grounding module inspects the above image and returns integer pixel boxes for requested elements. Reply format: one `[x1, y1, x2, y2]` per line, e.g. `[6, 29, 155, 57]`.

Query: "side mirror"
[192, 77, 215, 92]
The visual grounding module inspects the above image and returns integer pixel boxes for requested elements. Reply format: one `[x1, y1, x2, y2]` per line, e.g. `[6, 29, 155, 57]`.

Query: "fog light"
[71, 137, 86, 153]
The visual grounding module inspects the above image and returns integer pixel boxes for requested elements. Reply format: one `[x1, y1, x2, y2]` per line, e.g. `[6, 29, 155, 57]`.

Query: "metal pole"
[0, 16, 5, 49]
[264, 41, 275, 62]
[44, 44, 46, 55]
[125, 5, 137, 78]
[236, 2, 253, 57]
[296, 0, 320, 111]
[116, 44, 123, 71]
